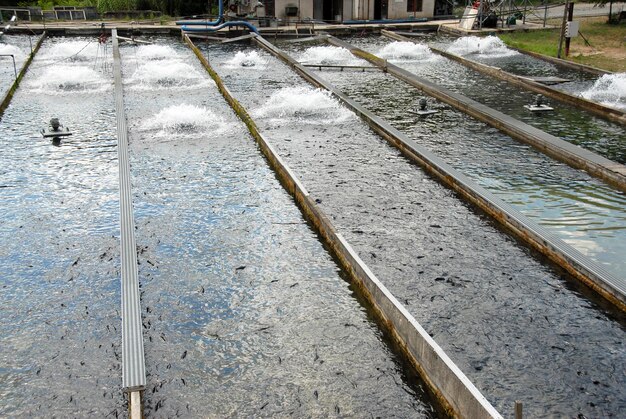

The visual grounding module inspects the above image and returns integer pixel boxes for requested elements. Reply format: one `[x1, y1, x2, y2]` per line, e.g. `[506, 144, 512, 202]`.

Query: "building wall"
[275, 0, 314, 20]
[274, 0, 432, 21]
[388, 0, 435, 19]
[342, 0, 353, 20]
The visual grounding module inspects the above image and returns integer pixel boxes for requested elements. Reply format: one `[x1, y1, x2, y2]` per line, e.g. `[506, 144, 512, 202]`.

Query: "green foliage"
[96, 0, 138, 11]
[15, 0, 207, 14]
[499, 18, 626, 72]
[17, 0, 97, 8]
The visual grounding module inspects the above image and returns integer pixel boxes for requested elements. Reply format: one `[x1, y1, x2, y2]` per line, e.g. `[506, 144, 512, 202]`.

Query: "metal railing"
[0, 54, 17, 79]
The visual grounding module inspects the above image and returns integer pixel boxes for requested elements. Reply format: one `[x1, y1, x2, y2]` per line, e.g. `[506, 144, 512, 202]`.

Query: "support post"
[564, 2, 574, 57]
[130, 391, 142, 419]
[515, 401, 523, 419]
[557, 1, 568, 58]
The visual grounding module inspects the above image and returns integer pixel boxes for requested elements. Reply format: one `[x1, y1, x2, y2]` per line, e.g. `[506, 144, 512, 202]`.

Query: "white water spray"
[39, 40, 101, 62]
[0, 43, 26, 60]
[447, 36, 518, 58]
[376, 41, 439, 62]
[26, 65, 110, 94]
[140, 104, 227, 137]
[126, 60, 212, 90]
[253, 86, 353, 126]
[298, 46, 362, 65]
[134, 44, 179, 61]
[580, 73, 626, 111]
[224, 51, 268, 69]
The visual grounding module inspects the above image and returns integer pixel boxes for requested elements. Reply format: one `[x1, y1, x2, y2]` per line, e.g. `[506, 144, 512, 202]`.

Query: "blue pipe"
[182, 21, 259, 34]
[176, 0, 224, 26]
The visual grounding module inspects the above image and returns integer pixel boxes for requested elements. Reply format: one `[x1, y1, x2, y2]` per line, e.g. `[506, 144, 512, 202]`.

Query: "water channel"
[366, 34, 626, 163]
[0, 36, 123, 416]
[202, 40, 625, 417]
[118, 37, 437, 417]
[435, 35, 626, 112]
[287, 37, 626, 280]
[1, 31, 624, 418]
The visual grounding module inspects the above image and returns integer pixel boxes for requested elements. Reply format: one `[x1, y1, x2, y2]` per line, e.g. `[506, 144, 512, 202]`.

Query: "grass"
[498, 17, 626, 72]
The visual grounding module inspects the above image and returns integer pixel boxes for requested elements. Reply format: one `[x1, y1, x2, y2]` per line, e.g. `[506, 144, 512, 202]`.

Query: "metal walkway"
[112, 28, 145, 418]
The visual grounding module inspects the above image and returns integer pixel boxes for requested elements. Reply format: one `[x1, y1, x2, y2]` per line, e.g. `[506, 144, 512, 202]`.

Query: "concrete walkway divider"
[0, 32, 46, 119]
[326, 36, 626, 194]
[249, 35, 626, 312]
[183, 32, 504, 419]
[380, 30, 626, 127]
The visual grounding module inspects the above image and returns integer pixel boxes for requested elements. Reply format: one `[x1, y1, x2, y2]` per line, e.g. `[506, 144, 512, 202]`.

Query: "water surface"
[203, 40, 626, 417]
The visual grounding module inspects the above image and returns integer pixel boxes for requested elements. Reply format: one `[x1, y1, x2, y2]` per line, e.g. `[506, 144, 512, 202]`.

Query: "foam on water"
[253, 86, 354, 126]
[126, 60, 212, 90]
[39, 40, 101, 62]
[447, 36, 518, 58]
[580, 73, 626, 111]
[377, 41, 438, 62]
[224, 51, 267, 69]
[140, 104, 227, 137]
[134, 44, 179, 60]
[25, 65, 111, 94]
[298, 46, 362, 65]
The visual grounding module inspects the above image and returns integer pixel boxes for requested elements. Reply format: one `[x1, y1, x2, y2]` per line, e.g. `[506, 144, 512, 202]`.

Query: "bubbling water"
[134, 44, 178, 61]
[298, 46, 363, 65]
[253, 86, 354, 126]
[126, 61, 212, 90]
[26, 65, 111, 94]
[40, 40, 101, 62]
[224, 51, 267, 69]
[447, 36, 518, 58]
[580, 73, 626, 111]
[0, 43, 26, 60]
[140, 104, 227, 137]
[377, 41, 439, 62]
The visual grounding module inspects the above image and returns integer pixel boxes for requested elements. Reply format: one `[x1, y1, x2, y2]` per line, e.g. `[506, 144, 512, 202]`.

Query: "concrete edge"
[254, 35, 626, 312]
[112, 28, 147, 405]
[184, 32, 505, 418]
[327, 36, 626, 194]
[0, 31, 47, 119]
[381, 29, 626, 127]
